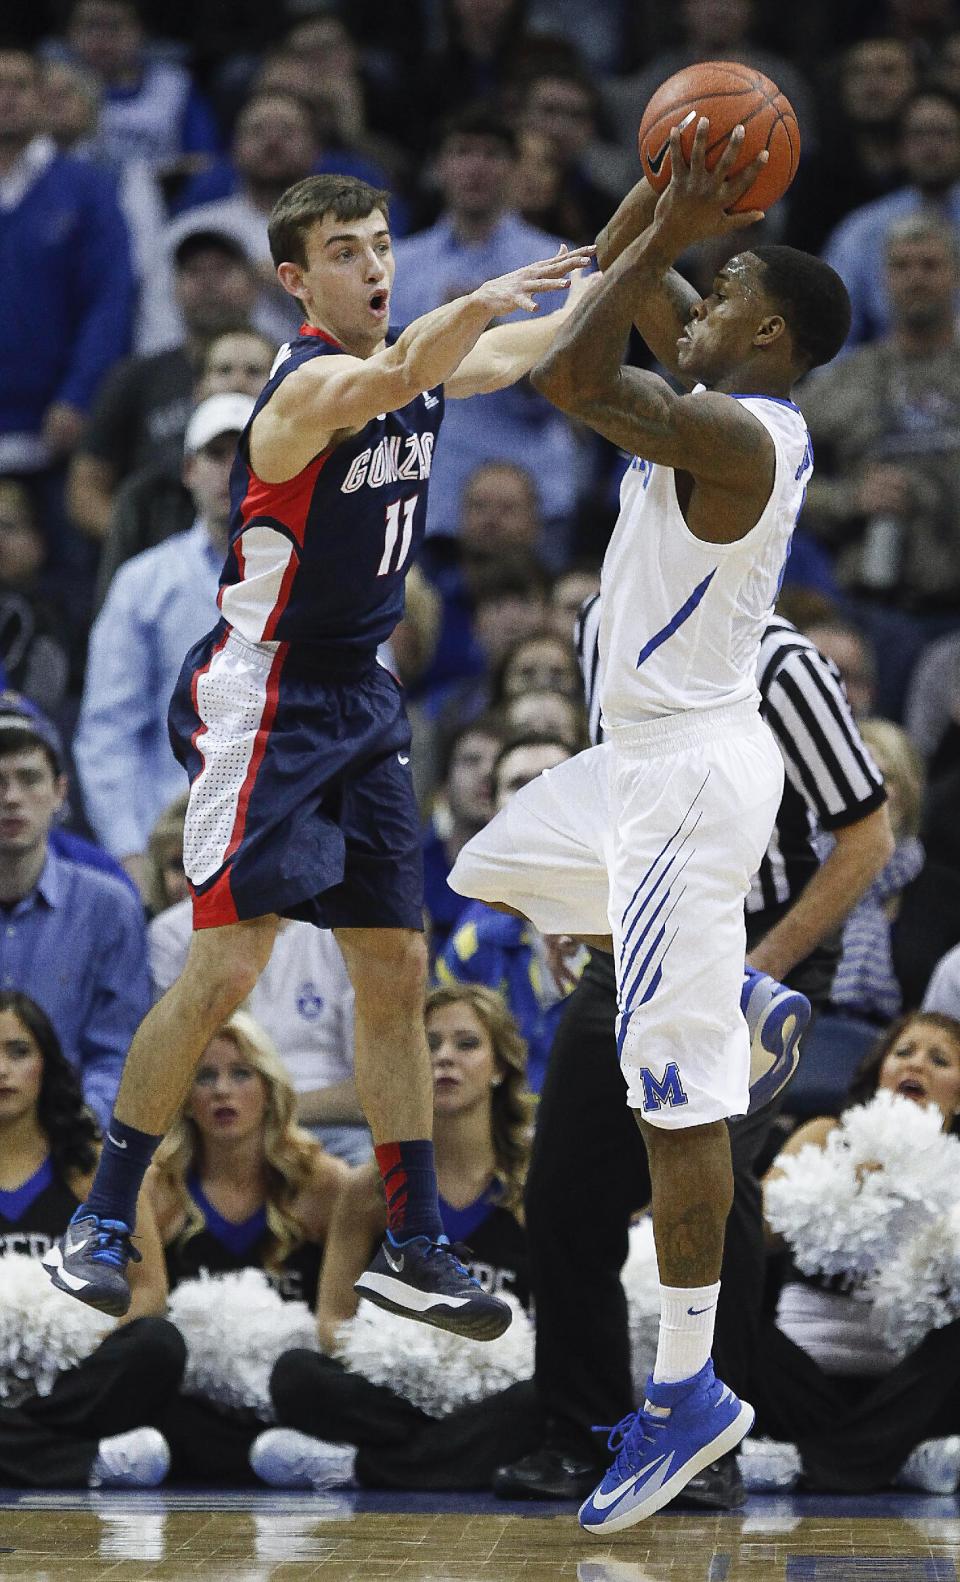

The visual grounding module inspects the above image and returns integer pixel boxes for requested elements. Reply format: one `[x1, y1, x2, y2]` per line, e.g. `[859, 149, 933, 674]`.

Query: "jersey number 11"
[377, 495, 418, 577]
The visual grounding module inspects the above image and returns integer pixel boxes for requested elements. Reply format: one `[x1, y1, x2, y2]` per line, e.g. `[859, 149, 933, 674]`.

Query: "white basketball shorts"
[449, 701, 784, 1129]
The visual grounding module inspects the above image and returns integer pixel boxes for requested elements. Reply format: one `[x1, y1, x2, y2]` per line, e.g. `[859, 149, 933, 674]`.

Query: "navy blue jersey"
[218, 324, 444, 655]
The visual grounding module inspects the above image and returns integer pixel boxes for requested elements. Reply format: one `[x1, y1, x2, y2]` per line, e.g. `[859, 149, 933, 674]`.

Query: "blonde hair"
[859, 717, 925, 839]
[153, 1011, 323, 1273]
[424, 984, 537, 1220]
[143, 792, 189, 917]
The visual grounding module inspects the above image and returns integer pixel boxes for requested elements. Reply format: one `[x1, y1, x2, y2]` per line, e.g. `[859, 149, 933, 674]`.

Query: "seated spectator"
[803, 617, 877, 719]
[824, 88, 960, 347]
[389, 105, 581, 541]
[435, 734, 582, 1092]
[142, 793, 189, 920]
[256, 984, 539, 1491]
[499, 689, 588, 753]
[422, 717, 503, 962]
[547, 561, 601, 644]
[147, 1012, 346, 1485]
[150, 875, 367, 1166]
[802, 213, 960, 714]
[0, 48, 133, 477]
[73, 392, 253, 883]
[164, 91, 324, 346]
[52, 0, 220, 179]
[0, 702, 150, 1129]
[68, 230, 258, 542]
[784, 37, 917, 254]
[0, 990, 181, 1489]
[492, 628, 582, 708]
[513, 62, 633, 235]
[829, 719, 960, 1019]
[0, 479, 69, 712]
[746, 1011, 960, 1494]
[92, 328, 275, 607]
[604, 0, 815, 166]
[414, 0, 537, 137]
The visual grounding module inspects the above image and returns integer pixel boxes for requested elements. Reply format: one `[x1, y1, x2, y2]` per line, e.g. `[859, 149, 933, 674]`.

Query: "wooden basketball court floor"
[2, 1488, 960, 1581]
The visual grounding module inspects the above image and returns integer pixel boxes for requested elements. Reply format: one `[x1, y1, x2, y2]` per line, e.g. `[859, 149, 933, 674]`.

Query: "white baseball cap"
[184, 392, 256, 454]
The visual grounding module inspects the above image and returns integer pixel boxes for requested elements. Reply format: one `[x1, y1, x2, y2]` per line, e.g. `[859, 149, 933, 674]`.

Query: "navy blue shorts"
[168, 622, 424, 931]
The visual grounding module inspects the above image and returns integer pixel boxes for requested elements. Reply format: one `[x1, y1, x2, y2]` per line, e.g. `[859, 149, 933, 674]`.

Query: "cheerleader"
[257, 984, 542, 1490]
[147, 1010, 346, 1482]
[746, 1010, 960, 1493]
[0, 991, 182, 1487]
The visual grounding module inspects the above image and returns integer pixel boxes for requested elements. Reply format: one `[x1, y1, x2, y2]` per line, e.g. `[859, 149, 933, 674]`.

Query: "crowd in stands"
[3, 0, 960, 1500]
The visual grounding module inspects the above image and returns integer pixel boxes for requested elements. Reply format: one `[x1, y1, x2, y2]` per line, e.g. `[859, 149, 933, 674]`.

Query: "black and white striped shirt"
[574, 598, 887, 921]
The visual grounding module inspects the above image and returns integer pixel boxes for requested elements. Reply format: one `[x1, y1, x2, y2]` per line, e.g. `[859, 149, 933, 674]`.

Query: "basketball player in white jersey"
[448, 120, 852, 1531]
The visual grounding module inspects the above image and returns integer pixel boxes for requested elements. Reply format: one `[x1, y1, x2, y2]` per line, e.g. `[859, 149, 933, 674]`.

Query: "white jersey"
[599, 392, 813, 726]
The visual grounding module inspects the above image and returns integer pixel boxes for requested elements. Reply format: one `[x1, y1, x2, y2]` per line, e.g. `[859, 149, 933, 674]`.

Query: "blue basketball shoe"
[42, 1210, 140, 1316]
[742, 966, 811, 1113]
[579, 1361, 754, 1534]
[354, 1233, 512, 1340]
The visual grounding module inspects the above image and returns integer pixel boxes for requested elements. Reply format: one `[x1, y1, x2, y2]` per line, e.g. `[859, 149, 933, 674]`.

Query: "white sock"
[652, 1281, 721, 1385]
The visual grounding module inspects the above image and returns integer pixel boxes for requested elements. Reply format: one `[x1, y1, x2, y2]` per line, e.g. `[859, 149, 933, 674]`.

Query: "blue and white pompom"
[765, 1091, 958, 1284]
[0, 1253, 113, 1398]
[167, 1269, 318, 1417]
[335, 1293, 534, 1418]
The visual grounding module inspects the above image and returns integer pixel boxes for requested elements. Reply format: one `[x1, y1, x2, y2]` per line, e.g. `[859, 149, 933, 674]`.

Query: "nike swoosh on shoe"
[590, 1452, 675, 1512]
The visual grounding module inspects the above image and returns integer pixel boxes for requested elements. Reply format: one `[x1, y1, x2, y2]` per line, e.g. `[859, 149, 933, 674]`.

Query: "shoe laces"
[593, 1410, 661, 1481]
[425, 1236, 474, 1280]
[88, 1218, 141, 1269]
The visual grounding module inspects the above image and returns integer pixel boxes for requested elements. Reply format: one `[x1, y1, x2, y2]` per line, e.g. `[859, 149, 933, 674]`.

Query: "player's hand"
[472, 243, 597, 316]
[652, 118, 768, 252]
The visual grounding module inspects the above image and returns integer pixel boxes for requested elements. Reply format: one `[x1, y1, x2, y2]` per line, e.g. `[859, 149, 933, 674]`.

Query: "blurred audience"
[905, 630, 960, 770]
[435, 733, 582, 1092]
[74, 393, 252, 881]
[0, 47, 133, 475]
[164, 91, 321, 345]
[422, 716, 503, 961]
[803, 616, 878, 718]
[68, 230, 257, 542]
[49, 0, 219, 179]
[824, 87, 960, 347]
[0, 479, 69, 712]
[390, 105, 582, 541]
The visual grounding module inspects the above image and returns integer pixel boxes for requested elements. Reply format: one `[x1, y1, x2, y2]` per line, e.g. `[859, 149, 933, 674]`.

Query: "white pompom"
[765, 1092, 959, 1284]
[620, 1216, 661, 1393]
[335, 1294, 534, 1417]
[167, 1269, 318, 1418]
[0, 1254, 113, 1398]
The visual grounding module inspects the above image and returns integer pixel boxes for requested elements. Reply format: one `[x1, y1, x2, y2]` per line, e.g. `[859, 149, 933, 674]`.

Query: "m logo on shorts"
[639, 1062, 689, 1112]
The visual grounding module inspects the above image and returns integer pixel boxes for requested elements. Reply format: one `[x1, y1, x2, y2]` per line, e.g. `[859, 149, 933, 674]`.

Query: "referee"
[495, 598, 894, 1507]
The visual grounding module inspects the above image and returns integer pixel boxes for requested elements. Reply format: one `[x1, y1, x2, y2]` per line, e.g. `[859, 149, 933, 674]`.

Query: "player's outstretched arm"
[252, 246, 594, 478]
[532, 120, 772, 494]
[595, 176, 702, 382]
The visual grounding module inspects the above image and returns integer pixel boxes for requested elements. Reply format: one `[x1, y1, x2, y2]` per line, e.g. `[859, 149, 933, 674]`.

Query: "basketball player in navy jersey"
[44, 173, 593, 1337]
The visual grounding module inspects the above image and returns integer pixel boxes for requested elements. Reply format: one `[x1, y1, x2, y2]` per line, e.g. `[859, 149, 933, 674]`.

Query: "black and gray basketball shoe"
[354, 1233, 512, 1340]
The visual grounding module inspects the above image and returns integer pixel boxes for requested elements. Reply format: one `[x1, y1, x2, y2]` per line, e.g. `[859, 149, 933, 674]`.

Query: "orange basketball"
[637, 61, 800, 213]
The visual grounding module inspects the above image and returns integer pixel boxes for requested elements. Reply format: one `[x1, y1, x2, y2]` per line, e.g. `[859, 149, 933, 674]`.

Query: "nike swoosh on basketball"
[107, 1133, 128, 1150]
[383, 1243, 405, 1274]
[647, 110, 697, 176]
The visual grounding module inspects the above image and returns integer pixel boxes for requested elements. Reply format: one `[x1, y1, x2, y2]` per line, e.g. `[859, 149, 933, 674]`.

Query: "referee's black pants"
[525, 949, 801, 1462]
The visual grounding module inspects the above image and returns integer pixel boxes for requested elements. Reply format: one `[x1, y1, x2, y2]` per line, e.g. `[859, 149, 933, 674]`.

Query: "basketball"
[637, 61, 801, 213]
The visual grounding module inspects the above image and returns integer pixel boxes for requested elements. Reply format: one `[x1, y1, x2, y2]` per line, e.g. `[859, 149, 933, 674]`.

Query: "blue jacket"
[0, 152, 134, 433]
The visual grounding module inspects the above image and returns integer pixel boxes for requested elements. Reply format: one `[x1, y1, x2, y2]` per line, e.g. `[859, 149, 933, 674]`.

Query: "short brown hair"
[267, 174, 390, 269]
